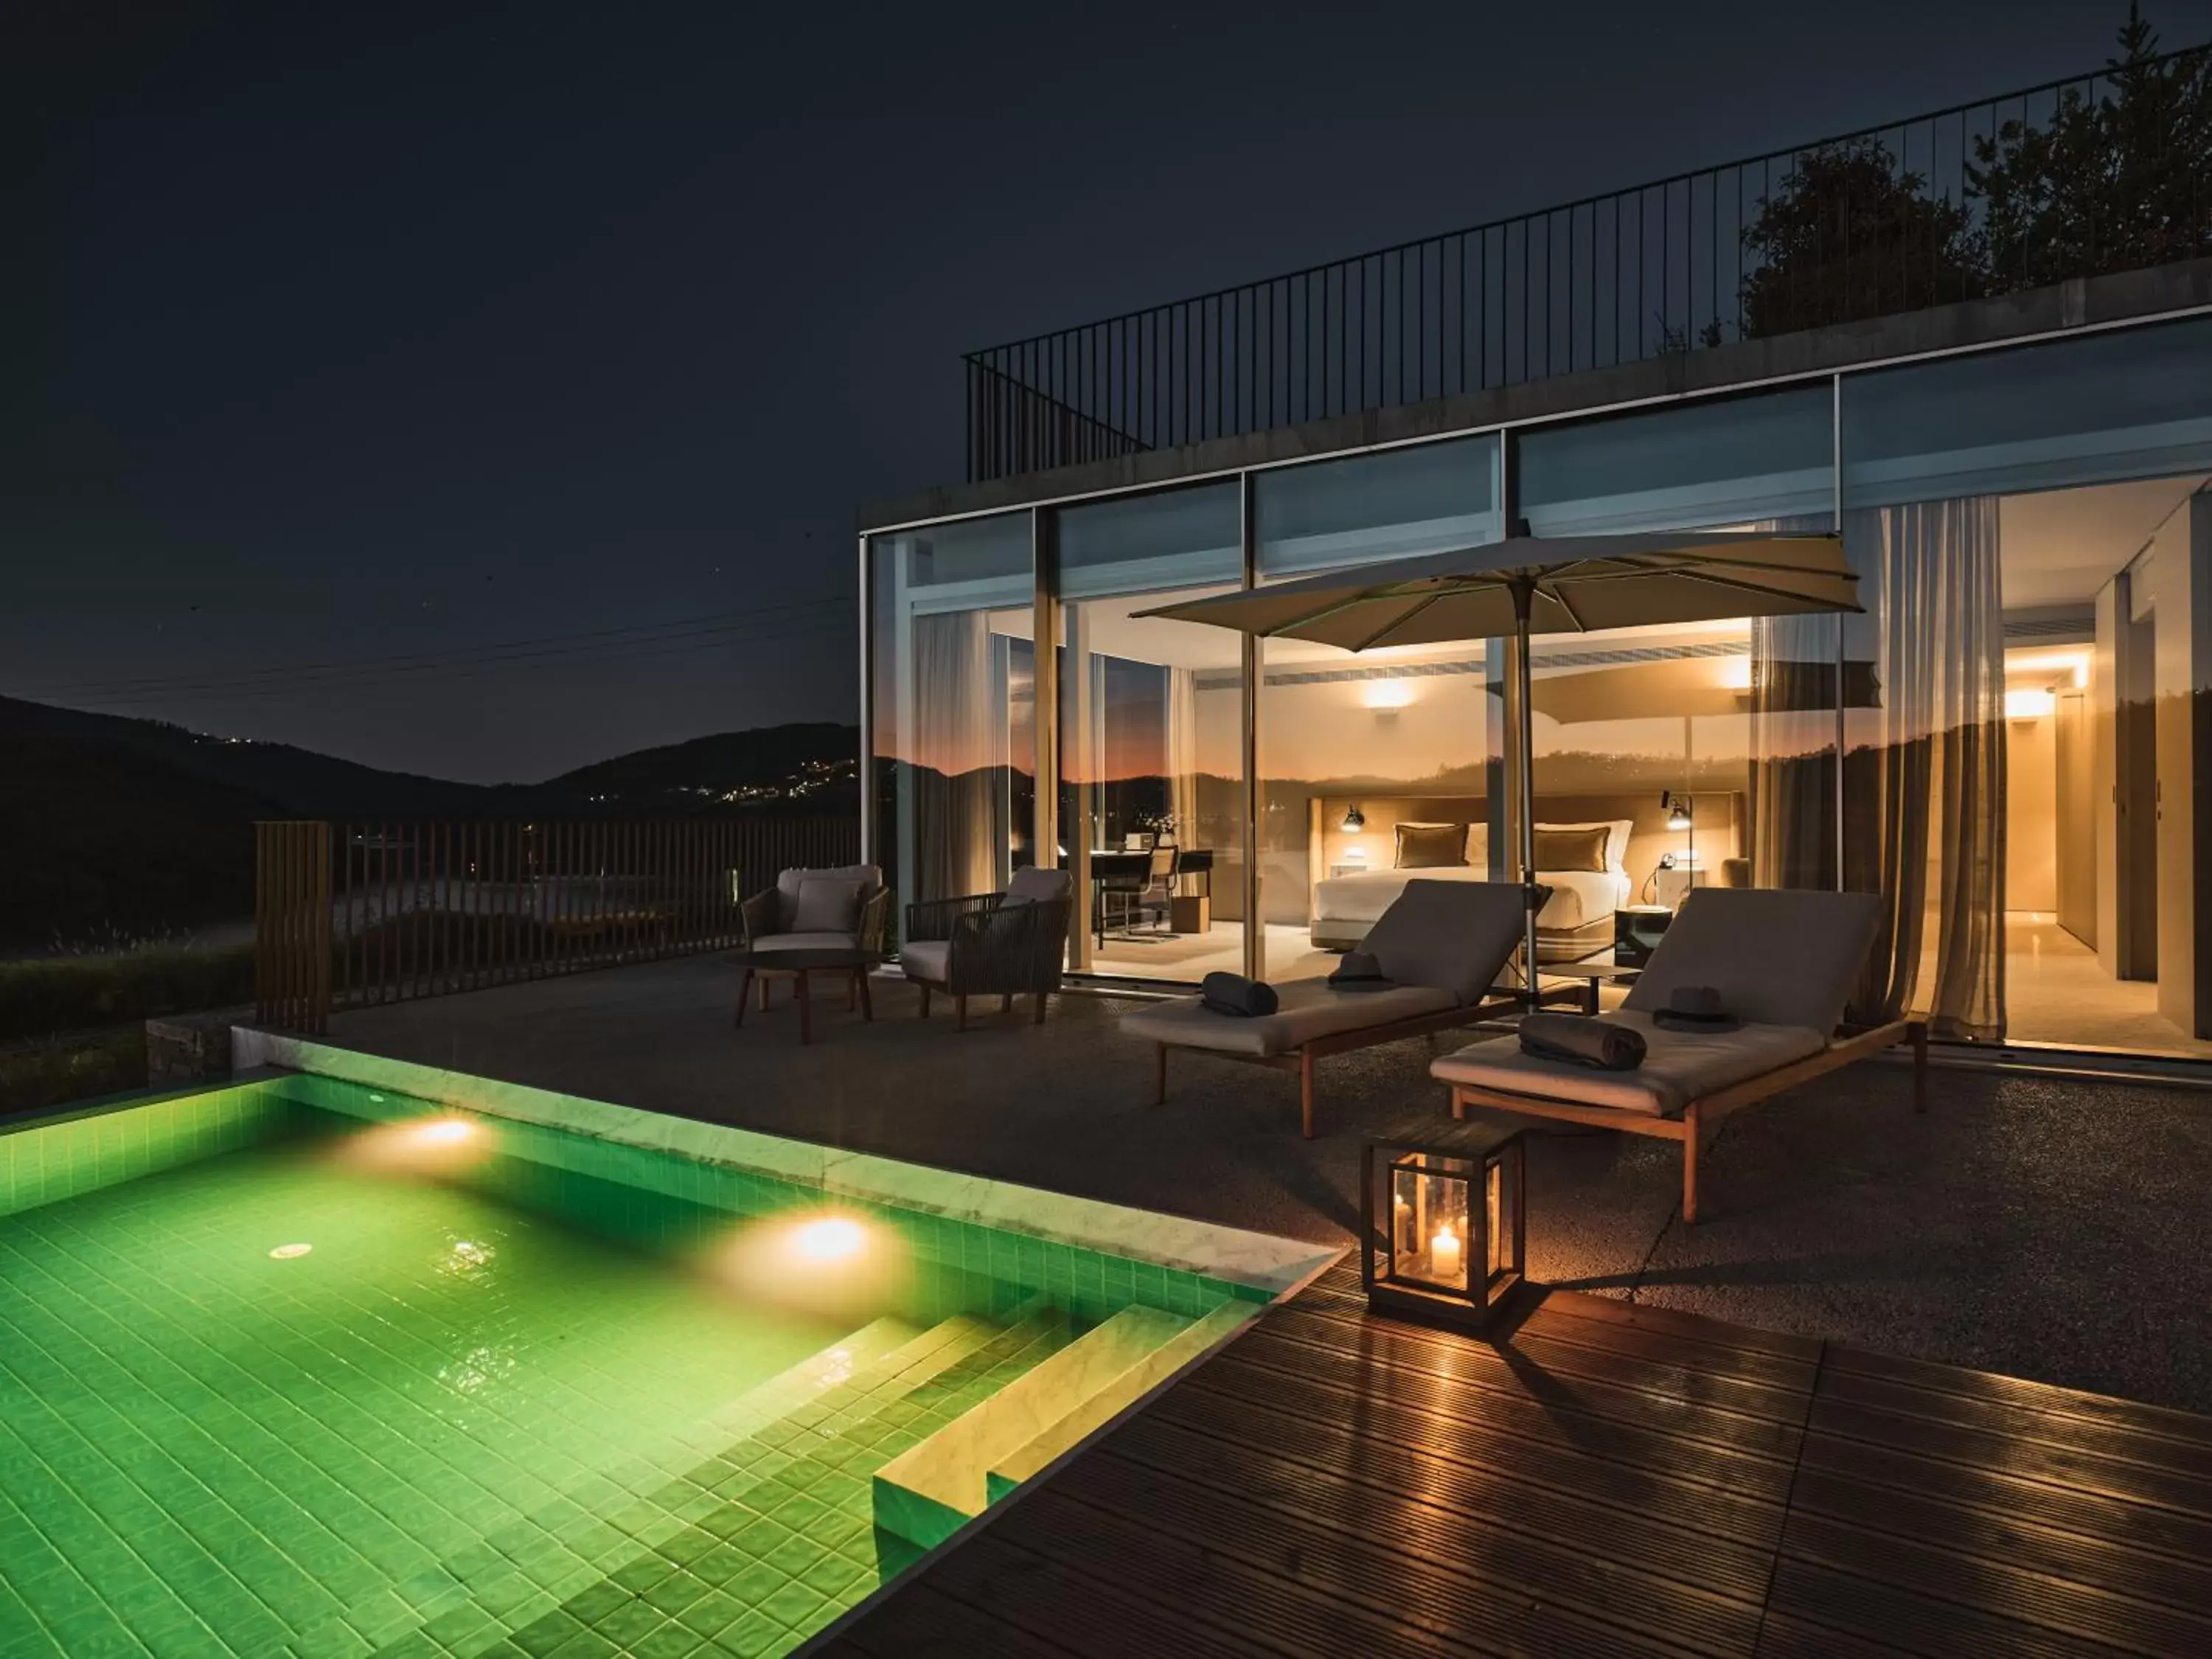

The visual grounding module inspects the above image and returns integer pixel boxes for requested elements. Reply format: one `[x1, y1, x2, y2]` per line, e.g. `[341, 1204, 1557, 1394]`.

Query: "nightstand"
[1614, 905, 1674, 967]
[1329, 863, 1373, 878]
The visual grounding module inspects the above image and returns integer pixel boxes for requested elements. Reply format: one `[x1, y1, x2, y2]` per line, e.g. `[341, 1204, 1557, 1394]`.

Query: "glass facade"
[863, 311, 2212, 1058]
[1256, 437, 1503, 980]
[1840, 316, 2212, 1054]
[867, 512, 1034, 946]
[1517, 389, 1840, 982]
[1054, 485, 1244, 981]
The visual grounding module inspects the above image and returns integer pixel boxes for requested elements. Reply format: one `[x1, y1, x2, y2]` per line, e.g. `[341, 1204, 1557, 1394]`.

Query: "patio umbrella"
[1134, 527, 1862, 991]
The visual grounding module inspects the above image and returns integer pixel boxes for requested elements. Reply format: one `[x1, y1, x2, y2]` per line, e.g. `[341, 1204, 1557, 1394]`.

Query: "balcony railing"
[964, 35, 2211, 482]
[254, 815, 860, 1032]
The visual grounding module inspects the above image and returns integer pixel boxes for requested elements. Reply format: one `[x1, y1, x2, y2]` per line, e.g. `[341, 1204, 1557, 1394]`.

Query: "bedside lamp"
[1341, 803, 1366, 832]
[1662, 790, 1692, 832]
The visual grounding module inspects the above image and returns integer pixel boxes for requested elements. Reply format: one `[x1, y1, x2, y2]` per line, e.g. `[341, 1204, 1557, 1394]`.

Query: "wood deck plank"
[1820, 1343, 2212, 1451]
[1087, 1428, 1766, 1650]
[833, 1264, 2212, 1659]
[1183, 1335, 1806, 1496]
[1278, 1293, 1818, 1417]
[1147, 1378, 1795, 1554]
[1106, 1409, 1782, 1604]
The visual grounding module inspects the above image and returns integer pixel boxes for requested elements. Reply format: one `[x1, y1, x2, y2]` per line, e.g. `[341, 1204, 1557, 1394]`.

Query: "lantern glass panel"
[1389, 1155, 1473, 1290]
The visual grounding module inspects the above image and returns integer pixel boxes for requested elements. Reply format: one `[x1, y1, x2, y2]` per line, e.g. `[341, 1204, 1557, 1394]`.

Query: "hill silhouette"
[0, 696, 858, 949]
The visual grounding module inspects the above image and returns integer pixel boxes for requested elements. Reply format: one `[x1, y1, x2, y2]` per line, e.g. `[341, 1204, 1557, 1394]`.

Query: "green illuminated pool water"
[0, 1074, 1270, 1658]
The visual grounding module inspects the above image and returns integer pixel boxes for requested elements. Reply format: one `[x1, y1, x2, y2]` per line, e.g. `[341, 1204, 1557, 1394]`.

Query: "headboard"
[1308, 791, 1745, 908]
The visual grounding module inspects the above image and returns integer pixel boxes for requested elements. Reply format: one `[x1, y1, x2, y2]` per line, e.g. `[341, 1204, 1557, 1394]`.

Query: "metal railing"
[965, 36, 2211, 481]
[254, 815, 860, 1031]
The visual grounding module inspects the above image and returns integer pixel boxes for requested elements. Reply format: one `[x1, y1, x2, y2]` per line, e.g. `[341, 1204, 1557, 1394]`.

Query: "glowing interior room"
[864, 313, 2212, 1061]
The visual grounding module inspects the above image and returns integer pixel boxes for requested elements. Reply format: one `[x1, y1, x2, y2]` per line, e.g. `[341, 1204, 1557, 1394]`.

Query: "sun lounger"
[1430, 886, 1928, 1223]
[1123, 880, 1571, 1138]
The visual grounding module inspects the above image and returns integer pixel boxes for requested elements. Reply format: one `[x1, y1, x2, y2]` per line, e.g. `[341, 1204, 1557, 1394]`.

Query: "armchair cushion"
[1005, 866, 1073, 905]
[774, 863, 881, 929]
[791, 876, 863, 933]
[900, 939, 952, 984]
[752, 931, 864, 954]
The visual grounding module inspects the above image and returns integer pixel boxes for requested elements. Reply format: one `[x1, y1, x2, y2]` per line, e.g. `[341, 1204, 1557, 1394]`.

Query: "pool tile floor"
[0, 1141, 902, 1658]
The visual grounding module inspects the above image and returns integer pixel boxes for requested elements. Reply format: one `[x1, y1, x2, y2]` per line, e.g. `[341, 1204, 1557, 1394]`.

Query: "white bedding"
[1313, 864, 1630, 932]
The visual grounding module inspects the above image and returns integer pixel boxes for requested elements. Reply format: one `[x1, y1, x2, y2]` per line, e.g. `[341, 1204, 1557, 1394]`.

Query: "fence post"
[255, 820, 333, 1034]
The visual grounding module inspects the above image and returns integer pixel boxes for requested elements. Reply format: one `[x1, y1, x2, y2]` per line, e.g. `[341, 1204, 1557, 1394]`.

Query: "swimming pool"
[0, 1054, 1330, 1658]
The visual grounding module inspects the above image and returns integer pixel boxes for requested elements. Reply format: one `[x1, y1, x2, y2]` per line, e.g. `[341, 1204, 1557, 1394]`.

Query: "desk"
[1067, 849, 1215, 944]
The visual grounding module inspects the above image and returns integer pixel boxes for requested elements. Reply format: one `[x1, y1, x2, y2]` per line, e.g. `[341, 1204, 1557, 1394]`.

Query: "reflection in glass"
[1255, 437, 1504, 981]
[869, 515, 1034, 945]
[1055, 485, 1244, 982]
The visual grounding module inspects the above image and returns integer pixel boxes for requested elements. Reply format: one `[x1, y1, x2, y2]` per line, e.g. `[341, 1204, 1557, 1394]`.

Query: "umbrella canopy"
[1133, 526, 1861, 998]
[1133, 528, 1859, 646]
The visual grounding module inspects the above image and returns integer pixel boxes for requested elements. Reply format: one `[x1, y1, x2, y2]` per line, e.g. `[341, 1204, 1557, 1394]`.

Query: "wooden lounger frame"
[1152, 984, 1586, 1140]
[1445, 1018, 1930, 1224]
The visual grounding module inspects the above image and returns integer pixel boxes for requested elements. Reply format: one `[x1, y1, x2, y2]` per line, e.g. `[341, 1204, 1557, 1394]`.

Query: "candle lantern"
[1362, 1116, 1528, 1332]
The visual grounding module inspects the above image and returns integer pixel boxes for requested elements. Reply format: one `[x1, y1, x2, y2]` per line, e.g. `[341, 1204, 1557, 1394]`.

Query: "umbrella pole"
[1509, 578, 1540, 1004]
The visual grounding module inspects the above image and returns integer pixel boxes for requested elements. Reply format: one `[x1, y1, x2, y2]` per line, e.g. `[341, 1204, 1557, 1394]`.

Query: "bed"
[1310, 816, 1632, 959]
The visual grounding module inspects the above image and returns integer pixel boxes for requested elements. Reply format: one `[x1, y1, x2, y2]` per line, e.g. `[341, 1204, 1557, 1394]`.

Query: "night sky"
[8, 0, 2194, 783]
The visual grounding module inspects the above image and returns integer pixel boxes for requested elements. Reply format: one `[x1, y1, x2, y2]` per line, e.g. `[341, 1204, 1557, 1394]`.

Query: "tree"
[1737, 137, 1986, 340]
[1969, 5, 2212, 292]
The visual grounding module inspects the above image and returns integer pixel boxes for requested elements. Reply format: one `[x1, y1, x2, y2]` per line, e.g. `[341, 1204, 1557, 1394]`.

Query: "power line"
[52, 616, 855, 712]
[10, 594, 854, 702]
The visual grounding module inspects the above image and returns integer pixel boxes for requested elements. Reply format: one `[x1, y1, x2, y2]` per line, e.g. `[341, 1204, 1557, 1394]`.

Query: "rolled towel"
[1518, 1012, 1646, 1071]
[1328, 950, 1388, 987]
[1200, 972, 1279, 1018]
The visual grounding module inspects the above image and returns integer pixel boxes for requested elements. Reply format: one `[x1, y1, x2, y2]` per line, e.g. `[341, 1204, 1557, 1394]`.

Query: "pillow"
[1394, 822, 1467, 869]
[1535, 818, 1633, 872]
[790, 877, 863, 933]
[1464, 821, 1491, 870]
[1533, 826, 1610, 872]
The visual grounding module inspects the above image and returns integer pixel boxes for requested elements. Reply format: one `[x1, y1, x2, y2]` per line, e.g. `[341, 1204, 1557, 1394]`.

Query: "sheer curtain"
[1165, 668, 1199, 846]
[1749, 515, 1838, 891]
[1843, 499, 2007, 1040]
[909, 612, 1005, 902]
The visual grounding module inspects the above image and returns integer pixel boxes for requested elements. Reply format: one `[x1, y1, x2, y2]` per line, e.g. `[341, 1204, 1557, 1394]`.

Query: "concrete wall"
[863, 260, 2212, 532]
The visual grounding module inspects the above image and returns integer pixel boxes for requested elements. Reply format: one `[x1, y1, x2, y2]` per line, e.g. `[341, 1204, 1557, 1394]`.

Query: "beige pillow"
[1537, 818, 1632, 872]
[1533, 826, 1610, 872]
[1394, 822, 1467, 869]
[1464, 821, 1491, 869]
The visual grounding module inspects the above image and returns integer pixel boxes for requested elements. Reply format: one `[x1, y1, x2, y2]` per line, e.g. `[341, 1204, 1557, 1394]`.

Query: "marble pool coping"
[232, 1029, 1342, 1298]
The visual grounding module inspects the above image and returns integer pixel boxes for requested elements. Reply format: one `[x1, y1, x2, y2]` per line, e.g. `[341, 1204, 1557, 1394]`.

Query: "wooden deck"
[815, 1260, 2212, 1658]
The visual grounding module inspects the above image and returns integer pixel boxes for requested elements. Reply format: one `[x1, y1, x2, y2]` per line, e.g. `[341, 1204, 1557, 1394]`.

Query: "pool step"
[872, 1301, 1255, 1556]
[984, 1301, 1256, 1505]
[349, 1311, 1031, 1659]
[668, 1312, 927, 1461]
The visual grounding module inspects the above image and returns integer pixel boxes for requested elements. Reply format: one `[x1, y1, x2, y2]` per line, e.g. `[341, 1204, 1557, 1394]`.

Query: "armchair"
[902, 867, 1073, 1030]
[732, 863, 888, 1009]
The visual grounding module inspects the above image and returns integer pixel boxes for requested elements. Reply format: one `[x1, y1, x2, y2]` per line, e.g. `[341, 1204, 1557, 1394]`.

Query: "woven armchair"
[902, 869, 1073, 1030]
[731, 864, 889, 1012]
[738, 883, 889, 956]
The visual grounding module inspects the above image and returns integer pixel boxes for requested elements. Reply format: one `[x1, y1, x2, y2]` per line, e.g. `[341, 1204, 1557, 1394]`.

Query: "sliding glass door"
[868, 512, 1034, 946]
[1842, 315, 2212, 1053]
[1054, 484, 1244, 981]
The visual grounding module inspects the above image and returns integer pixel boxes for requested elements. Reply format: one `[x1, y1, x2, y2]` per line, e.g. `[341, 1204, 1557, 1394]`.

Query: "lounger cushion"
[1430, 1012, 1826, 1118]
[900, 939, 951, 983]
[752, 931, 863, 955]
[1621, 887, 1881, 1035]
[1123, 981, 1456, 1059]
[1360, 879, 1543, 1007]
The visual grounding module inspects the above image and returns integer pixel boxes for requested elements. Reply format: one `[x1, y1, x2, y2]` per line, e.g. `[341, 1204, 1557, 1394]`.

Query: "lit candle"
[1430, 1225, 1463, 1282]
